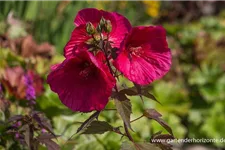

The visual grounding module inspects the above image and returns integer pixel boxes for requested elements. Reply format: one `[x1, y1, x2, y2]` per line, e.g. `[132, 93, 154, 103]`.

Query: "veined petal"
[74, 8, 102, 27]
[114, 26, 171, 85]
[47, 51, 115, 112]
[109, 12, 132, 48]
[64, 25, 90, 58]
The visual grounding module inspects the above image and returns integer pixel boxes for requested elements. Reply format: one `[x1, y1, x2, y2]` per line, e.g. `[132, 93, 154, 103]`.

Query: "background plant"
[0, 1, 225, 150]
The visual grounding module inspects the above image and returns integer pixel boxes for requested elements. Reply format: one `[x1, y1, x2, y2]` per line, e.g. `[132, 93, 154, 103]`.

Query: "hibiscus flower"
[47, 50, 115, 112]
[64, 8, 131, 58]
[113, 26, 172, 85]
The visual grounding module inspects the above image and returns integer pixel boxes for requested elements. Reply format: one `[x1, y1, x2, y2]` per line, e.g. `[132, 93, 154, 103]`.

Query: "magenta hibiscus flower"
[47, 50, 115, 112]
[113, 26, 172, 85]
[64, 8, 132, 58]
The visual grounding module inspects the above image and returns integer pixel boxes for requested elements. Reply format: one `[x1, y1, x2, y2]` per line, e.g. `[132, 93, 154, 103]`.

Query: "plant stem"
[124, 123, 134, 142]
[101, 33, 119, 92]
[130, 115, 144, 123]
[101, 33, 134, 143]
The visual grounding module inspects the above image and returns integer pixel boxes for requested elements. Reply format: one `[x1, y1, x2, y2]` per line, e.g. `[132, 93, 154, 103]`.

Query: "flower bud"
[105, 20, 112, 33]
[86, 22, 95, 35]
[100, 17, 106, 28]
[96, 24, 102, 33]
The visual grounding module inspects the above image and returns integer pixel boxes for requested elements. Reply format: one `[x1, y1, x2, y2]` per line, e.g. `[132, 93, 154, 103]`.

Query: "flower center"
[79, 62, 93, 79]
[129, 46, 143, 56]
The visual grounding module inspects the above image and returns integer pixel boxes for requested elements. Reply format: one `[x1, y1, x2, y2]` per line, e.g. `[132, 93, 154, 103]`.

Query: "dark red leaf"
[82, 121, 113, 134]
[76, 111, 100, 134]
[8, 115, 23, 122]
[144, 109, 173, 135]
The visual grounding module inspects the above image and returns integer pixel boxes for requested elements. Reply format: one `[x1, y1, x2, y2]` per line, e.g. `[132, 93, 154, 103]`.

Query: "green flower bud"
[86, 22, 95, 35]
[105, 20, 112, 33]
[100, 17, 106, 28]
[96, 24, 102, 33]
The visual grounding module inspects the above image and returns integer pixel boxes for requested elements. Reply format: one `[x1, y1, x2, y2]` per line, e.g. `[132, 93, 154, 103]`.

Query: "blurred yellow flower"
[142, 1, 160, 18]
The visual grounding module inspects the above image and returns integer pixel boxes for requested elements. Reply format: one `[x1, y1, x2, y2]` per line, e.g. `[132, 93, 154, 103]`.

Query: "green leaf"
[76, 111, 100, 134]
[144, 109, 173, 135]
[82, 121, 113, 134]
[115, 99, 132, 130]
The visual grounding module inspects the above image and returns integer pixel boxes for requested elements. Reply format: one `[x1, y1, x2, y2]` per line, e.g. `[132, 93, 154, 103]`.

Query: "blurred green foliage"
[1, 1, 225, 149]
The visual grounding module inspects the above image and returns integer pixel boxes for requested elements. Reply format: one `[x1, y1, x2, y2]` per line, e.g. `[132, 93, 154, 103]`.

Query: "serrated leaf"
[33, 113, 55, 136]
[76, 111, 100, 134]
[82, 121, 113, 134]
[144, 109, 173, 135]
[115, 99, 132, 130]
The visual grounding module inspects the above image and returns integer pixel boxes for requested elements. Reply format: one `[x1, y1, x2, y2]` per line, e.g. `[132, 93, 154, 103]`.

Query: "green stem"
[130, 115, 144, 123]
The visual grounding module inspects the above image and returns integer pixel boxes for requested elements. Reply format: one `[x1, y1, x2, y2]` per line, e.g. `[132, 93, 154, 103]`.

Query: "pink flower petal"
[109, 12, 132, 48]
[74, 8, 102, 27]
[64, 25, 90, 58]
[47, 51, 115, 112]
[96, 51, 106, 63]
[74, 8, 131, 49]
[114, 26, 171, 85]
